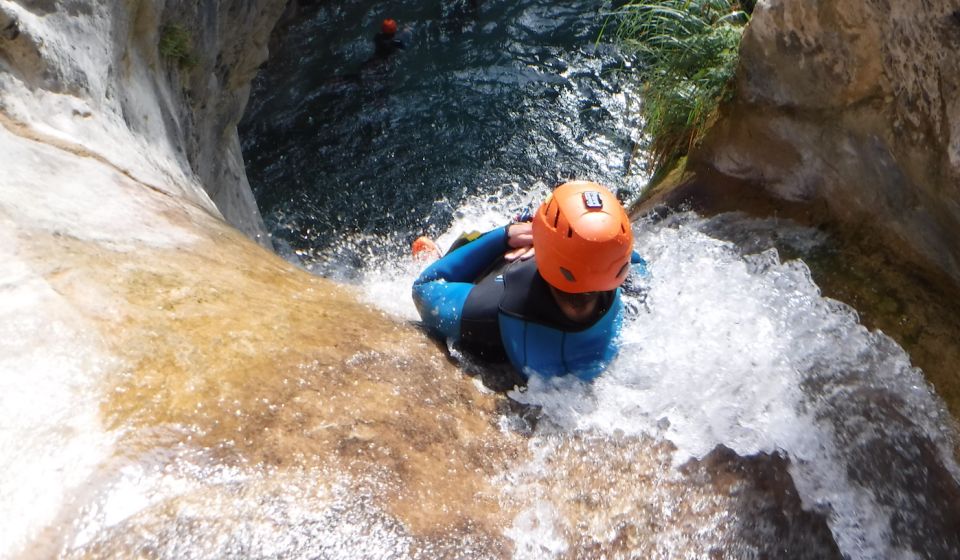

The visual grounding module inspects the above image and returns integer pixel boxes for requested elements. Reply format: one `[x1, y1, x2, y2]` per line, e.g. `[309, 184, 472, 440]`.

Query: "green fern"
[614, 0, 750, 172]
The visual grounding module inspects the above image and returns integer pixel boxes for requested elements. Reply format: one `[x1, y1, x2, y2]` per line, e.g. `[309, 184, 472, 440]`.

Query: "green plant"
[159, 24, 197, 69]
[614, 0, 750, 172]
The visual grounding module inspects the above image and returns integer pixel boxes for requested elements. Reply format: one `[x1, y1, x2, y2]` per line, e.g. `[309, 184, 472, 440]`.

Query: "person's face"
[549, 286, 601, 323]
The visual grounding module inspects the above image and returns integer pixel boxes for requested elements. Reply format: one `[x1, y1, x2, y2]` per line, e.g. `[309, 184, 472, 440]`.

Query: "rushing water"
[239, 0, 960, 558]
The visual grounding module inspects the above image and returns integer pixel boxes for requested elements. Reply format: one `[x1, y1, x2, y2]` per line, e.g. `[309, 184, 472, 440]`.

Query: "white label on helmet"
[582, 191, 603, 209]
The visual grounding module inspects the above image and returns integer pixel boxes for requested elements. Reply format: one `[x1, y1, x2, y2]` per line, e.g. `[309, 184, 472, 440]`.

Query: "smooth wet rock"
[0, 120, 848, 558]
[0, 121, 525, 557]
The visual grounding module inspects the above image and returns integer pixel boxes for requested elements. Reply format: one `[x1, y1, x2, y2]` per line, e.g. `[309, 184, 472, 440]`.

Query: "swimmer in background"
[373, 18, 410, 58]
[356, 18, 412, 86]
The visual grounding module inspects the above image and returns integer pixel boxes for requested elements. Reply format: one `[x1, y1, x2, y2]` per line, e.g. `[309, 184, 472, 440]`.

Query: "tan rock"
[0, 117, 525, 557]
[692, 0, 960, 284]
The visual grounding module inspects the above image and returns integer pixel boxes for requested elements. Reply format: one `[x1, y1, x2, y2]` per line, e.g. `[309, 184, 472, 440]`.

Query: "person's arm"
[412, 226, 510, 340]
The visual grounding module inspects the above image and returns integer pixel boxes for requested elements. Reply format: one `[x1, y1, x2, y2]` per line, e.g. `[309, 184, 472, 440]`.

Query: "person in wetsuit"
[412, 181, 644, 382]
[374, 18, 407, 58]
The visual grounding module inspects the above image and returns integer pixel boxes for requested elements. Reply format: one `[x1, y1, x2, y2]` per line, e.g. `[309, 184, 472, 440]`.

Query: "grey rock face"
[158, 0, 287, 247]
[0, 0, 285, 248]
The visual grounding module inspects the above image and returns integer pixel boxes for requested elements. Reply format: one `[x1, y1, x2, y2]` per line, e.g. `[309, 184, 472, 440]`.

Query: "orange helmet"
[381, 18, 398, 35]
[532, 181, 633, 293]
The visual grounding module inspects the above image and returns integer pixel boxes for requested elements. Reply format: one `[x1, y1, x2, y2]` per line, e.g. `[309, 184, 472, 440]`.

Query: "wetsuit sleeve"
[412, 226, 509, 341]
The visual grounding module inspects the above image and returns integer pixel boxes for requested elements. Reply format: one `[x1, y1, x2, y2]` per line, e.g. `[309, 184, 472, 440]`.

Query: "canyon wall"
[0, 0, 284, 245]
[690, 0, 960, 284]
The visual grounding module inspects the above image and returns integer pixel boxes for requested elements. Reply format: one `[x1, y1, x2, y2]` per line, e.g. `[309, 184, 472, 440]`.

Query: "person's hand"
[505, 222, 535, 261]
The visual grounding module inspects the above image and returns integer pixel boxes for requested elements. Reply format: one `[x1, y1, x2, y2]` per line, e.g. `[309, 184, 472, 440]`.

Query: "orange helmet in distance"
[382, 19, 398, 35]
[532, 181, 633, 293]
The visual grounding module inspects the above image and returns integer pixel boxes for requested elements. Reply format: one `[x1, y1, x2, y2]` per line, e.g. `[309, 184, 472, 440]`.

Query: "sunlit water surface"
[240, 0, 645, 274]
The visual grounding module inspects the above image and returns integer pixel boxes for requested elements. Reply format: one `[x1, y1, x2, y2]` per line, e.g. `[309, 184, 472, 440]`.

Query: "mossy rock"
[159, 24, 197, 69]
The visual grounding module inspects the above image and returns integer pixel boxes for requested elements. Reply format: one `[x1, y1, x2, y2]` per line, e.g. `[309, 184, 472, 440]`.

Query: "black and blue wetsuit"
[374, 30, 410, 58]
[412, 226, 646, 381]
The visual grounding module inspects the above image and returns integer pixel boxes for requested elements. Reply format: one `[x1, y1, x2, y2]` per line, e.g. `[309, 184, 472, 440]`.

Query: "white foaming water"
[0, 230, 116, 558]
[356, 183, 549, 320]
[517, 214, 959, 559]
[0, 124, 203, 556]
[357, 196, 960, 559]
[60, 449, 422, 558]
